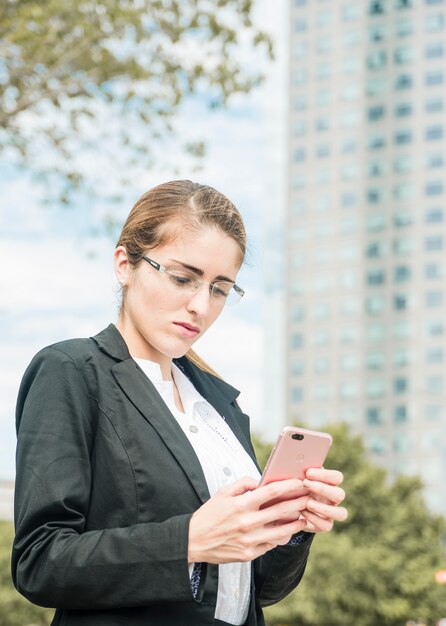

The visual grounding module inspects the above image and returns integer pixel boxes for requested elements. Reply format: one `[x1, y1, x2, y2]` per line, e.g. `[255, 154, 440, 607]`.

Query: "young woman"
[12, 180, 347, 626]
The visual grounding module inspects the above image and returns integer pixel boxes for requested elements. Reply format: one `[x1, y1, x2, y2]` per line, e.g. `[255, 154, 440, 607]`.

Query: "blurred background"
[1, 0, 446, 624]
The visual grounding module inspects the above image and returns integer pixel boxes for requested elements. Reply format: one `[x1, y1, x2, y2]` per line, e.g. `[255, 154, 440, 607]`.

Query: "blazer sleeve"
[253, 534, 314, 607]
[12, 347, 197, 610]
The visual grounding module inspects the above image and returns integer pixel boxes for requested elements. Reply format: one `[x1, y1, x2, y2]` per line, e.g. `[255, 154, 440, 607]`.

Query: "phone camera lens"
[292, 434, 304, 440]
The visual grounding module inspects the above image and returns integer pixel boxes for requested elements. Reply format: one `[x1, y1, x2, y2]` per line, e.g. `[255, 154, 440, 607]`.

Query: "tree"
[253, 424, 446, 626]
[0, 521, 52, 626]
[0, 0, 272, 205]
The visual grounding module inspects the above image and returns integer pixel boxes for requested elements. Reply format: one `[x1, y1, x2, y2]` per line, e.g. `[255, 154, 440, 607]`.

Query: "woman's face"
[115, 226, 242, 365]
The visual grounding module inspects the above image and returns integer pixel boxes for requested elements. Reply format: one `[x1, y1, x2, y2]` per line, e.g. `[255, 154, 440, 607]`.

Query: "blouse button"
[223, 467, 232, 476]
[189, 425, 199, 433]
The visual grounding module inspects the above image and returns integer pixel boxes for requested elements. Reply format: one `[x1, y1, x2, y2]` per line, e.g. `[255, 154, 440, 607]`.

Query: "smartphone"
[259, 426, 332, 500]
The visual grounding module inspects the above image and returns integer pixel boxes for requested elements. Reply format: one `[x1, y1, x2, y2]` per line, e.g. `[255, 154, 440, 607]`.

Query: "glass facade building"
[286, 0, 446, 515]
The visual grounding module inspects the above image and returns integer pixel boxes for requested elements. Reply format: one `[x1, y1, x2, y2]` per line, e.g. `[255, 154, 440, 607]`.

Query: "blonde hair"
[116, 180, 247, 376]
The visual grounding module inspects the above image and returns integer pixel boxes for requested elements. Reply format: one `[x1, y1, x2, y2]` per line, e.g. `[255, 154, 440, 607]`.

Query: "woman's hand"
[299, 467, 348, 533]
[188, 476, 310, 564]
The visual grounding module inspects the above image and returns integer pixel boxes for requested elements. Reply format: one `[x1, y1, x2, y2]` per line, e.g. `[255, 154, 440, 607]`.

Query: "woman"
[12, 180, 347, 626]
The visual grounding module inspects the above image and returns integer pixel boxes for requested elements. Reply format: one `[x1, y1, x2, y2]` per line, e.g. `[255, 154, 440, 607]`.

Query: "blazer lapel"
[112, 359, 211, 504]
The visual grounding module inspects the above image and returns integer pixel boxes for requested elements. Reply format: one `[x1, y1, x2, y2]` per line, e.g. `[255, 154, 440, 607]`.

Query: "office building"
[286, 0, 446, 515]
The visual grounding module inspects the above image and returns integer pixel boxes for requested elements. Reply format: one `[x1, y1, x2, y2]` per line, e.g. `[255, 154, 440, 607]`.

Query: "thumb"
[220, 476, 259, 497]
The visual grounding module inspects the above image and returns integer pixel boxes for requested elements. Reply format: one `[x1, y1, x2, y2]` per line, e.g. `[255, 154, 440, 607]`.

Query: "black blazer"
[12, 324, 312, 626]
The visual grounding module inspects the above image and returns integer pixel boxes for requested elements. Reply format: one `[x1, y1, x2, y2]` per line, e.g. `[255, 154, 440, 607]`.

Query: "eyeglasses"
[141, 256, 245, 307]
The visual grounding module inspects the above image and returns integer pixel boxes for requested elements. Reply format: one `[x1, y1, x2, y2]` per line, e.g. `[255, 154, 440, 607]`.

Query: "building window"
[368, 105, 385, 121]
[343, 5, 361, 20]
[366, 240, 386, 258]
[366, 295, 386, 315]
[367, 351, 385, 370]
[396, 0, 414, 8]
[426, 375, 444, 393]
[316, 117, 330, 132]
[394, 46, 415, 64]
[426, 405, 443, 421]
[366, 212, 387, 233]
[394, 129, 412, 144]
[425, 71, 444, 86]
[293, 43, 308, 60]
[316, 10, 334, 27]
[367, 407, 384, 425]
[396, 19, 414, 36]
[394, 183, 414, 201]
[367, 50, 387, 70]
[425, 97, 443, 112]
[426, 153, 444, 169]
[342, 30, 361, 47]
[425, 181, 443, 196]
[293, 121, 307, 137]
[426, 290, 443, 307]
[394, 348, 411, 367]
[367, 187, 385, 204]
[294, 18, 307, 32]
[395, 74, 413, 90]
[425, 125, 443, 140]
[314, 302, 331, 319]
[425, 262, 444, 279]
[393, 154, 413, 174]
[367, 77, 387, 97]
[292, 333, 304, 349]
[367, 322, 385, 342]
[369, 23, 387, 42]
[394, 406, 409, 423]
[394, 377, 408, 394]
[425, 207, 443, 222]
[316, 144, 331, 158]
[393, 433, 413, 454]
[367, 268, 386, 285]
[314, 357, 330, 374]
[394, 320, 413, 339]
[425, 235, 443, 251]
[426, 319, 444, 336]
[293, 148, 306, 162]
[425, 13, 444, 33]
[394, 210, 413, 227]
[341, 192, 358, 208]
[317, 38, 333, 54]
[426, 347, 444, 364]
[340, 327, 359, 344]
[366, 378, 385, 399]
[369, 0, 385, 14]
[425, 42, 444, 58]
[291, 387, 304, 403]
[291, 359, 304, 376]
[368, 161, 386, 177]
[340, 382, 359, 399]
[394, 265, 411, 282]
[342, 138, 358, 153]
[394, 102, 413, 117]
[394, 237, 415, 255]
[369, 133, 386, 149]
[394, 293, 409, 311]
[340, 353, 359, 371]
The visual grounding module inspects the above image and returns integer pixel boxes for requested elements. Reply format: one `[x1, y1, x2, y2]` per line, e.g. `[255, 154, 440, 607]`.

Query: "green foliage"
[253, 424, 446, 626]
[0, 0, 272, 205]
[0, 522, 52, 626]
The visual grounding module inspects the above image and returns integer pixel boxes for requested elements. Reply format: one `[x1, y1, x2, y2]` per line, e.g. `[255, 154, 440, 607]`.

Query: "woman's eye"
[169, 273, 194, 286]
[213, 284, 230, 298]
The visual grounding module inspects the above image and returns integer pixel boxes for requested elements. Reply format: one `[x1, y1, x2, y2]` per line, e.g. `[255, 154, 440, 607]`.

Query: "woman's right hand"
[187, 477, 309, 564]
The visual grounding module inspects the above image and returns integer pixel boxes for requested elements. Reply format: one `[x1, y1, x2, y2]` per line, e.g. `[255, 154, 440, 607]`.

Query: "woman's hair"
[116, 179, 246, 266]
[116, 179, 247, 376]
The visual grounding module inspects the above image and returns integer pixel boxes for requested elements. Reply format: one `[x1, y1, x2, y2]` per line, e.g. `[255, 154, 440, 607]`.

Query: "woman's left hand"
[299, 467, 348, 533]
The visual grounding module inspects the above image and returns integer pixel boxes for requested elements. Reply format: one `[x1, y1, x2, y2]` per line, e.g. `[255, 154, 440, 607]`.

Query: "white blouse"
[134, 357, 261, 626]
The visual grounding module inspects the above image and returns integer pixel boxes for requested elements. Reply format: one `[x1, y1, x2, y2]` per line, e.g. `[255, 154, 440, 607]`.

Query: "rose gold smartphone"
[259, 426, 332, 498]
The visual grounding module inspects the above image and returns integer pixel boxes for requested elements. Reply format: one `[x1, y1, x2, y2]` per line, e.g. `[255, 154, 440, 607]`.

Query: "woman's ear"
[114, 246, 131, 287]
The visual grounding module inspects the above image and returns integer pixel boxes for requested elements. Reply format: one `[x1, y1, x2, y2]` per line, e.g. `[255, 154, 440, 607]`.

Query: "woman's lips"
[173, 322, 200, 338]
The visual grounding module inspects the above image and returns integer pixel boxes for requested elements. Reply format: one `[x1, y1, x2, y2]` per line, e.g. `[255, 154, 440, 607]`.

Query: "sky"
[0, 0, 288, 480]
